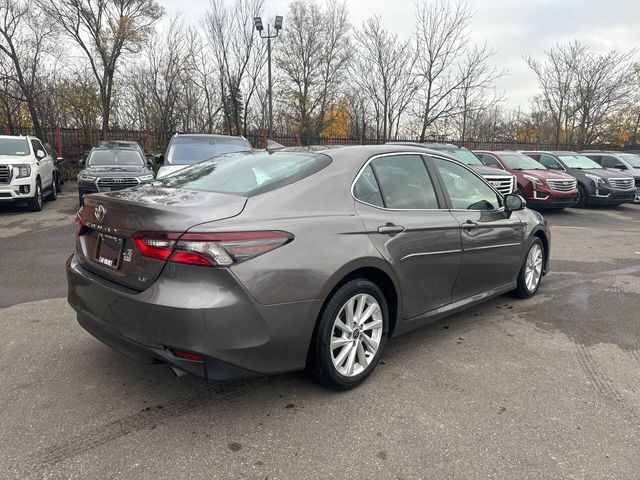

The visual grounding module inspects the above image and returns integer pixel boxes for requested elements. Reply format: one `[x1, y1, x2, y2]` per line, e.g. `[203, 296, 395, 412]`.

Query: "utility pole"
[254, 15, 283, 139]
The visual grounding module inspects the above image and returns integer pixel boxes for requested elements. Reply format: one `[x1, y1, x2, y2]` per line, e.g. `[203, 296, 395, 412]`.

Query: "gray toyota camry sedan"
[67, 145, 550, 390]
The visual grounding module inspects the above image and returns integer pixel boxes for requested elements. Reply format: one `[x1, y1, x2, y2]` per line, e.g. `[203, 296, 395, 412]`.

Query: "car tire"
[46, 178, 58, 201]
[512, 238, 545, 299]
[307, 278, 389, 390]
[574, 184, 588, 208]
[28, 179, 43, 212]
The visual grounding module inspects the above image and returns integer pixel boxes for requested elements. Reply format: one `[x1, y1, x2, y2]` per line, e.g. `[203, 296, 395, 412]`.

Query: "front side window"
[618, 154, 640, 168]
[478, 154, 504, 169]
[536, 154, 563, 170]
[367, 155, 439, 209]
[30, 139, 45, 156]
[601, 156, 626, 169]
[558, 155, 602, 169]
[0, 138, 29, 156]
[87, 149, 145, 166]
[157, 151, 331, 196]
[433, 158, 502, 211]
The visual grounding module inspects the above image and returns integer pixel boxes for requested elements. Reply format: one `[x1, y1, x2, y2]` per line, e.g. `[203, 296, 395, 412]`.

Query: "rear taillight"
[132, 231, 292, 267]
[75, 214, 88, 236]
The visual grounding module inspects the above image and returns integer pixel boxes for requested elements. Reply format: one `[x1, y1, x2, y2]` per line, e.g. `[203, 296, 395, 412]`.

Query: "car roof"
[173, 133, 249, 141]
[522, 150, 578, 155]
[474, 150, 522, 155]
[388, 141, 465, 149]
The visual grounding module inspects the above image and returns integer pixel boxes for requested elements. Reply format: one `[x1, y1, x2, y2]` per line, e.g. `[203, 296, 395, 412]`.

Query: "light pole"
[254, 15, 283, 139]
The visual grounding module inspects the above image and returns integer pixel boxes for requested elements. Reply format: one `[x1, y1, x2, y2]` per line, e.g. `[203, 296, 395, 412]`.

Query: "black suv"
[522, 151, 636, 207]
[581, 151, 640, 203]
[77, 142, 155, 205]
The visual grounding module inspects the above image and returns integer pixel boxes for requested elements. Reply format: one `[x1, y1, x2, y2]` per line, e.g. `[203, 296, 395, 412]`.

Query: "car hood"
[85, 165, 150, 176]
[0, 154, 32, 165]
[510, 169, 574, 181]
[469, 164, 514, 177]
[568, 168, 634, 179]
[616, 167, 640, 179]
[157, 165, 189, 179]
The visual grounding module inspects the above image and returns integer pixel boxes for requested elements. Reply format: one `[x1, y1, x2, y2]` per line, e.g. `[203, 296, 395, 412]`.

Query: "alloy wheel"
[524, 244, 543, 292]
[330, 293, 383, 377]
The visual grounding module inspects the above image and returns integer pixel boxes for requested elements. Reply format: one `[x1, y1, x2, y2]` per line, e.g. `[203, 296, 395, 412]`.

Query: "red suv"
[475, 151, 579, 209]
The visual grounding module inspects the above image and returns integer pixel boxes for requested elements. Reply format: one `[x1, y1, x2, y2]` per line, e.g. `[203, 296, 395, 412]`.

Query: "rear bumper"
[66, 254, 322, 379]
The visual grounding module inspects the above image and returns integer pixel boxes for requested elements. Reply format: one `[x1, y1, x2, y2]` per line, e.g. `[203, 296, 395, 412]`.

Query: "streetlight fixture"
[254, 15, 283, 139]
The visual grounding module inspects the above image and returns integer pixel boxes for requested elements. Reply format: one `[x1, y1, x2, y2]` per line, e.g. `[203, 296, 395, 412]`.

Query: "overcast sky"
[157, 0, 640, 111]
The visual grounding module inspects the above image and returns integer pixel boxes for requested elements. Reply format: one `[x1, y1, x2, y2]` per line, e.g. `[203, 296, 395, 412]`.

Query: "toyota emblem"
[94, 204, 106, 223]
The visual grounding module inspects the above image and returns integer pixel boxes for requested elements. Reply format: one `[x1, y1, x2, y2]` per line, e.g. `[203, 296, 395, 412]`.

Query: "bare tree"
[572, 48, 636, 148]
[204, 0, 264, 136]
[524, 41, 586, 148]
[0, 0, 56, 138]
[276, 0, 351, 142]
[40, 0, 163, 138]
[351, 17, 418, 142]
[456, 41, 505, 142]
[413, 0, 474, 142]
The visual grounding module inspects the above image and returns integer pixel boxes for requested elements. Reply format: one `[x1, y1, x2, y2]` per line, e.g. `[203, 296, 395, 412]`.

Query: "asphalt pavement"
[1, 187, 639, 479]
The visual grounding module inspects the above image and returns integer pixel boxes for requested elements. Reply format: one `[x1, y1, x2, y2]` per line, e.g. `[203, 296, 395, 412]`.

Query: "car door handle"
[461, 220, 478, 230]
[377, 223, 405, 235]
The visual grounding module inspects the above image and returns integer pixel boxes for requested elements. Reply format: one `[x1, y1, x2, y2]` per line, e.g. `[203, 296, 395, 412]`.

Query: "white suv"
[0, 135, 57, 211]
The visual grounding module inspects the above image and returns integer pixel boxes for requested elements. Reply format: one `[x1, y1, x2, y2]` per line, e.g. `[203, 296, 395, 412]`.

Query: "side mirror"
[613, 164, 626, 170]
[78, 158, 85, 166]
[153, 153, 165, 165]
[504, 193, 526, 213]
[36, 149, 46, 159]
[147, 159, 154, 169]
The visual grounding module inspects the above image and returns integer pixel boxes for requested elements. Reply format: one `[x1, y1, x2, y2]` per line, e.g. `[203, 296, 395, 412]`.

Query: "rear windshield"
[156, 151, 332, 196]
[166, 136, 252, 165]
[431, 147, 483, 165]
[558, 155, 602, 169]
[0, 138, 29, 156]
[87, 149, 144, 166]
[500, 154, 546, 170]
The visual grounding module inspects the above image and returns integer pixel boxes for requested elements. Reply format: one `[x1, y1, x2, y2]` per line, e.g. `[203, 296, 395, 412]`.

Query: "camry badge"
[94, 204, 106, 223]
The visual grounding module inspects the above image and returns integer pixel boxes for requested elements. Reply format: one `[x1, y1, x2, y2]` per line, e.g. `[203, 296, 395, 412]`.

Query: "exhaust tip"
[170, 366, 188, 378]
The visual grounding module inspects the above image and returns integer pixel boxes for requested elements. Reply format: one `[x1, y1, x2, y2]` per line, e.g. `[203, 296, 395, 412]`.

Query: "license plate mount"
[95, 233, 124, 270]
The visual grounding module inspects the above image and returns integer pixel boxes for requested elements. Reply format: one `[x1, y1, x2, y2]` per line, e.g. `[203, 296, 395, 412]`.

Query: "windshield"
[87, 149, 144, 167]
[619, 154, 640, 168]
[166, 136, 252, 165]
[432, 147, 482, 165]
[0, 138, 29, 156]
[558, 155, 602, 169]
[157, 151, 332, 196]
[500, 154, 546, 170]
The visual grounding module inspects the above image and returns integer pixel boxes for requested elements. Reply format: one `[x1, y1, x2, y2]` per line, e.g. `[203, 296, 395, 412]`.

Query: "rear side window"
[367, 154, 439, 209]
[353, 165, 384, 207]
[158, 151, 331, 196]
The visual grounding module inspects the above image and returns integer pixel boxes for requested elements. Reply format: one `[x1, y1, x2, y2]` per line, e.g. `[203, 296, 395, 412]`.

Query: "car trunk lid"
[76, 186, 247, 290]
